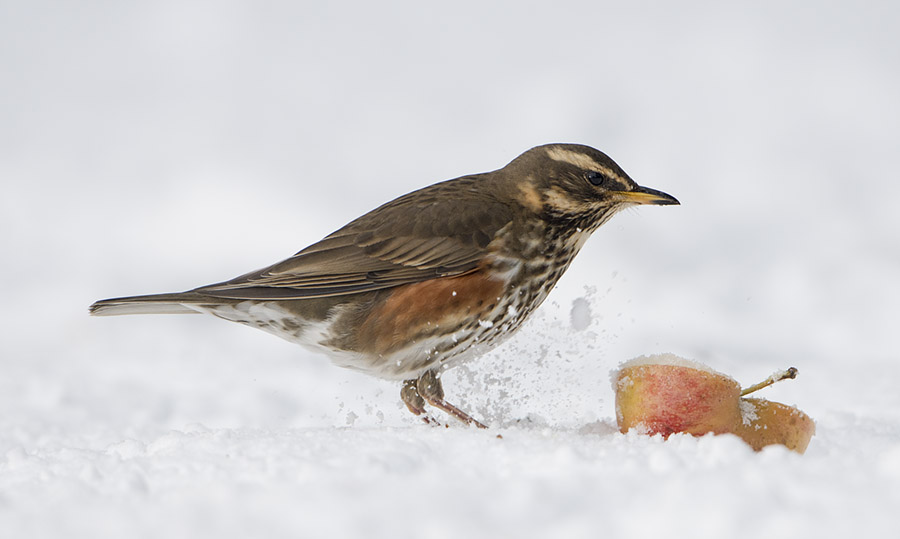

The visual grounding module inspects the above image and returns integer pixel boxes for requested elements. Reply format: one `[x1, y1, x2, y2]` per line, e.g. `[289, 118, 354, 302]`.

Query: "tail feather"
[89, 292, 205, 316]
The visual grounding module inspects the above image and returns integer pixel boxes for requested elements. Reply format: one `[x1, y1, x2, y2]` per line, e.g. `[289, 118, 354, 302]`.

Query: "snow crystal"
[740, 399, 760, 426]
[569, 297, 592, 331]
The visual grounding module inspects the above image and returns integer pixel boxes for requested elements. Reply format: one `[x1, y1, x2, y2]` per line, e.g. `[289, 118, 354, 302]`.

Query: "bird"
[90, 143, 679, 428]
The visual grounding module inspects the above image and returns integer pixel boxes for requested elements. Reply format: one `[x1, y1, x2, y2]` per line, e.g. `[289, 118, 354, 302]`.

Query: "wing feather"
[196, 175, 513, 300]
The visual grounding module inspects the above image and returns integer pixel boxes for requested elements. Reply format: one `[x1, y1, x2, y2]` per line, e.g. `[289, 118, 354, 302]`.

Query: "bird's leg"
[401, 378, 435, 425]
[415, 370, 488, 429]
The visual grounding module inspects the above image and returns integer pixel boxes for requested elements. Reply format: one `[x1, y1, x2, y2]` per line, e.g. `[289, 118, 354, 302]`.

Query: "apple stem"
[740, 367, 799, 397]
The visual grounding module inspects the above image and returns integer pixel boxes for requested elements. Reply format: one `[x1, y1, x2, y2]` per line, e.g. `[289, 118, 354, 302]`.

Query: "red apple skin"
[615, 364, 742, 437]
[614, 360, 816, 454]
[735, 398, 816, 454]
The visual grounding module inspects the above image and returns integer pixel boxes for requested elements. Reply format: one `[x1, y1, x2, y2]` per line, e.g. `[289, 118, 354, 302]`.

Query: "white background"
[2, 1, 899, 537]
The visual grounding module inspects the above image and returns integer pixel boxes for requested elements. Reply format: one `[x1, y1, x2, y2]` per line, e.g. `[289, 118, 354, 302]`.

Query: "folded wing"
[197, 176, 513, 300]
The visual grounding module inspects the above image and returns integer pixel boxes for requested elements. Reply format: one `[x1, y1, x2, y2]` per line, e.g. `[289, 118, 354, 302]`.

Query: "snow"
[569, 296, 592, 331]
[614, 352, 738, 381]
[3, 0, 900, 537]
[739, 399, 761, 426]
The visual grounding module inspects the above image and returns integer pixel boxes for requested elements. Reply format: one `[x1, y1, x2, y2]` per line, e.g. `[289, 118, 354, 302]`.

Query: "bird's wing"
[196, 177, 513, 300]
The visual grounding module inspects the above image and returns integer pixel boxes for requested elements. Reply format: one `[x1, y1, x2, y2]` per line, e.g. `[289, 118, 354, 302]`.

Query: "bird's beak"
[614, 185, 680, 206]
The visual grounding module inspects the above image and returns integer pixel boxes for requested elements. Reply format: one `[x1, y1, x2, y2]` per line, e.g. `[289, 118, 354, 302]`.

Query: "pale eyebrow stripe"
[545, 147, 627, 187]
[545, 147, 602, 170]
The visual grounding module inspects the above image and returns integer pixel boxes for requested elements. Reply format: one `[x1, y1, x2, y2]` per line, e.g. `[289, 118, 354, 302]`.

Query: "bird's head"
[503, 143, 679, 230]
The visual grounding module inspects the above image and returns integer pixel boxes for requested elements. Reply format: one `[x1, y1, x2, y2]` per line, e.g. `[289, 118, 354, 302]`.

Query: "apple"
[613, 354, 815, 453]
[736, 398, 815, 453]
[614, 356, 742, 437]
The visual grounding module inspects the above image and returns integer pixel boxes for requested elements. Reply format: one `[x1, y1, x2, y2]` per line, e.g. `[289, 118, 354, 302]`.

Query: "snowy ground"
[3, 1, 900, 537]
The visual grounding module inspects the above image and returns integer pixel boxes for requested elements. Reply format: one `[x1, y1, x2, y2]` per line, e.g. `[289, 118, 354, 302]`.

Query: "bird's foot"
[401, 371, 487, 429]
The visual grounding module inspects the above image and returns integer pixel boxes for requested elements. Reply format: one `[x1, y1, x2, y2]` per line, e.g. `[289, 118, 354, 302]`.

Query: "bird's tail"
[89, 292, 206, 316]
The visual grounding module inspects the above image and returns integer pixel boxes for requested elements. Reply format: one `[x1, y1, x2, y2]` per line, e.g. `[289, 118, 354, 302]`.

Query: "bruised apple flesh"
[613, 354, 815, 453]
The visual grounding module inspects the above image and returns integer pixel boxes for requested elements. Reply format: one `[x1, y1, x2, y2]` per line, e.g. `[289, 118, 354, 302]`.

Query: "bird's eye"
[585, 170, 609, 187]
